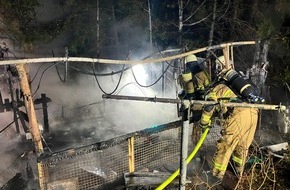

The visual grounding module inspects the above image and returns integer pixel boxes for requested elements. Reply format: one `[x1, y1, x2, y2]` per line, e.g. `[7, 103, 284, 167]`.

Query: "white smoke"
[29, 57, 178, 141]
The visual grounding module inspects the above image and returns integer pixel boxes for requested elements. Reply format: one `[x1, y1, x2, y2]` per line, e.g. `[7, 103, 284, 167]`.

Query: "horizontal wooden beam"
[0, 41, 255, 66]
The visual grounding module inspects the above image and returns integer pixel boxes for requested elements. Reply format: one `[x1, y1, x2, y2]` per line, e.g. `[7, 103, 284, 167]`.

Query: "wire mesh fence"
[39, 120, 221, 190]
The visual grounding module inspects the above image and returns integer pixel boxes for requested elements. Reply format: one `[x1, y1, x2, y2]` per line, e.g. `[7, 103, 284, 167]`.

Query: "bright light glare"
[133, 64, 149, 83]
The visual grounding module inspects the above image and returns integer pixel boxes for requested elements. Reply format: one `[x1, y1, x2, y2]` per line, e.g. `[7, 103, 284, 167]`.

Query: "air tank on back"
[224, 69, 265, 103]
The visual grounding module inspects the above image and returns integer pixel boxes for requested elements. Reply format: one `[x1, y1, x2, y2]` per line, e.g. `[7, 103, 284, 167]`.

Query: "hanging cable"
[92, 62, 125, 95]
[131, 61, 171, 88]
[58, 48, 181, 77]
[131, 44, 174, 88]
[30, 63, 50, 83]
[53, 50, 67, 82]
[92, 51, 133, 95]
[48, 48, 180, 80]
[130, 44, 181, 88]
[155, 43, 179, 68]
[32, 62, 60, 96]
[68, 64, 132, 76]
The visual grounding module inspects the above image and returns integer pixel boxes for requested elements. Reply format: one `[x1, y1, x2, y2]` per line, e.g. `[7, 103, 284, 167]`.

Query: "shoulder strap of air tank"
[202, 79, 224, 100]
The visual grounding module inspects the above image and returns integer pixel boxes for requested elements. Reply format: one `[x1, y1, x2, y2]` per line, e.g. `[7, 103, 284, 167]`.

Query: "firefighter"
[199, 58, 259, 182]
[178, 54, 211, 124]
[178, 54, 210, 100]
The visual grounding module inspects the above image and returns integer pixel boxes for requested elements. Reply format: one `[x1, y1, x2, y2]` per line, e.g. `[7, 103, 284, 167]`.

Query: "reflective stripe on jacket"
[200, 83, 237, 126]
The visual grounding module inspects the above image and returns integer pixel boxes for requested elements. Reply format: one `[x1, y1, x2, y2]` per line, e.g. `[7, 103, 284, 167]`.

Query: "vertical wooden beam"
[208, 59, 212, 80]
[128, 137, 135, 173]
[162, 62, 165, 97]
[16, 63, 43, 155]
[231, 45, 235, 69]
[37, 162, 46, 190]
[223, 44, 230, 70]
[16, 64, 45, 189]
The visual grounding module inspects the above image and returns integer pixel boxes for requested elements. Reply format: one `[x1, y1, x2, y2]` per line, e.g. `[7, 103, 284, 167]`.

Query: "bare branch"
[217, 0, 231, 21]
[183, 14, 210, 26]
[183, 0, 207, 23]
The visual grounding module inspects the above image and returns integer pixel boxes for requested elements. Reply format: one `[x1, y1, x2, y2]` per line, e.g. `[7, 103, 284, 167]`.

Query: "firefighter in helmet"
[199, 55, 260, 182]
[178, 54, 210, 100]
[178, 54, 211, 123]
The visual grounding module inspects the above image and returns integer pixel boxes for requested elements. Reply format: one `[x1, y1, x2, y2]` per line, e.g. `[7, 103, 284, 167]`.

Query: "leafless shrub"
[235, 144, 290, 190]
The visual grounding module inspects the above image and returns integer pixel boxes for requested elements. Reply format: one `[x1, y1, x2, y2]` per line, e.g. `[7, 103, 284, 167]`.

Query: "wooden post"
[128, 137, 135, 173]
[16, 63, 44, 155]
[37, 162, 46, 190]
[231, 45, 235, 69]
[223, 44, 230, 70]
[16, 64, 45, 189]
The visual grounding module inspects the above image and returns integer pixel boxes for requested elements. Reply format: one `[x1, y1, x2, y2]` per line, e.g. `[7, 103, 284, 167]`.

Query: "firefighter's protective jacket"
[200, 83, 258, 178]
[200, 83, 237, 126]
[178, 69, 210, 100]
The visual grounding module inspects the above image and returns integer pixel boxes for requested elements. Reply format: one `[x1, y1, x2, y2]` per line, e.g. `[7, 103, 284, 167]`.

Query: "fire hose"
[155, 127, 210, 190]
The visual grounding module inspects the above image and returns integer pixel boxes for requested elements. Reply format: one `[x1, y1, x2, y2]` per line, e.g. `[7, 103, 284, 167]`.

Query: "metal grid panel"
[134, 127, 182, 172]
[41, 121, 212, 189]
[203, 124, 222, 147]
[199, 120, 222, 166]
[45, 144, 129, 190]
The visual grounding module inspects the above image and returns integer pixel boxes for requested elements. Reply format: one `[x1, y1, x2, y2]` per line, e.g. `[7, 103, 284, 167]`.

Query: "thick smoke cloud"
[28, 52, 179, 148]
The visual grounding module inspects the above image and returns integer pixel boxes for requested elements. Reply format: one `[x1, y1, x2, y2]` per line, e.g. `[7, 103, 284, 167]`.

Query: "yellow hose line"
[155, 128, 209, 190]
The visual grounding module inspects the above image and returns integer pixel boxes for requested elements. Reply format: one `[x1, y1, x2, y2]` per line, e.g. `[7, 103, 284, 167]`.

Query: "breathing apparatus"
[179, 55, 202, 98]
[214, 55, 265, 103]
[222, 69, 265, 103]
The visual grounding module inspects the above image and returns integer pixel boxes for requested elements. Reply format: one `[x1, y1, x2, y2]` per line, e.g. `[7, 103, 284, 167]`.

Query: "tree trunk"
[233, 0, 239, 19]
[178, 0, 184, 46]
[112, 5, 119, 46]
[260, 40, 269, 85]
[250, 0, 258, 22]
[96, 0, 100, 58]
[148, 0, 153, 46]
[250, 40, 269, 139]
[206, 0, 217, 58]
[250, 40, 269, 89]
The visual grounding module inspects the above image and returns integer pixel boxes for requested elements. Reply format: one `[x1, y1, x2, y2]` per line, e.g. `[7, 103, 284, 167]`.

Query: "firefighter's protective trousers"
[212, 107, 258, 178]
[200, 83, 258, 178]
